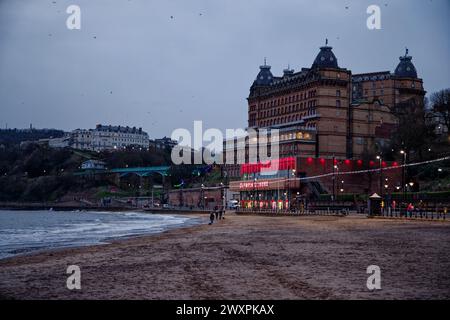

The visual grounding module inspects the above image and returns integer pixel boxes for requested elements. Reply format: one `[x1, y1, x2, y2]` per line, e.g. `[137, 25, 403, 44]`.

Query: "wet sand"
[0, 214, 449, 300]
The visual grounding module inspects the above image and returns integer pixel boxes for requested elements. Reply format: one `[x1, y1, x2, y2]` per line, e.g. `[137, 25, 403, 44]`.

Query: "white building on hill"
[71, 124, 149, 151]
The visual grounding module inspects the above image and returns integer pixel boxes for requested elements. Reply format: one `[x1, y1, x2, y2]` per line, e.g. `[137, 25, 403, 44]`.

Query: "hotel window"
[336, 100, 341, 107]
[336, 90, 341, 97]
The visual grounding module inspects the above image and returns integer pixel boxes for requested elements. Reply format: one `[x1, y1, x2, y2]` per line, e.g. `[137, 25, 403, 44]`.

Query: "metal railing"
[376, 206, 448, 221]
[236, 207, 349, 216]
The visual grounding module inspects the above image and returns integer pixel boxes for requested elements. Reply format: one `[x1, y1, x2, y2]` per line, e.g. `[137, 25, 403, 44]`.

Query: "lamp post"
[333, 165, 340, 201]
[220, 182, 225, 211]
[289, 169, 296, 210]
[376, 155, 383, 198]
[400, 150, 407, 202]
[201, 184, 205, 209]
[332, 156, 336, 201]
[253, 177, 257, 209]
[438, 168, 443, 189]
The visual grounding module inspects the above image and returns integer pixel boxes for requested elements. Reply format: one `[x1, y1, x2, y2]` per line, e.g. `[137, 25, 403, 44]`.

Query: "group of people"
[209, 206, 225, 225]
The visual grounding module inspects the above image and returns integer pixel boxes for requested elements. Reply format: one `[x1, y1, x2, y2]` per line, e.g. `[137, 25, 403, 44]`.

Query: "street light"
[333, 163, 339, 201]
[201, 184, 205, 209]
[376, 155, 383, 197]
[400, 150, 407, 201]
[253, 177, 257, 209]
[332, 155, 336, 201]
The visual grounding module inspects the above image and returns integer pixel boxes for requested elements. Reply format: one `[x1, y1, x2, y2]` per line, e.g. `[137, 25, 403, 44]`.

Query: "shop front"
[229, 157, 301, 210]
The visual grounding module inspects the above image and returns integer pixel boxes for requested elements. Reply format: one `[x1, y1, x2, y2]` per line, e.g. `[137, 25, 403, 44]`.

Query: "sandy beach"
[0, 213, 449, 300]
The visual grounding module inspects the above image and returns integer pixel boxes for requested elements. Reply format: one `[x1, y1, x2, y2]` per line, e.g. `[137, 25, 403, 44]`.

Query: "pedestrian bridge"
[109, 166, 170, 177]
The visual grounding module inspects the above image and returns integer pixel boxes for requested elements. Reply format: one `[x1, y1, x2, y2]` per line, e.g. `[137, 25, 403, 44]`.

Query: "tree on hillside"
[430, 88, 450, 137]
[390, 97, 435, 162]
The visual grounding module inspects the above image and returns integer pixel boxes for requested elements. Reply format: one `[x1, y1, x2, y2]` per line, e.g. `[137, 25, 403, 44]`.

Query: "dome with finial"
[311, 39, 339, 69]
[253, 58, 274, 86]
[394, 48, 417, 78]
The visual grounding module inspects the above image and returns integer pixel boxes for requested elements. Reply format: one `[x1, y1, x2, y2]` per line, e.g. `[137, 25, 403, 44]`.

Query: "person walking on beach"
[209, 211, 215, 225]
[219, 208, 223, 220]
[214, 206, 219, 220]
[407, 203, 414, 218]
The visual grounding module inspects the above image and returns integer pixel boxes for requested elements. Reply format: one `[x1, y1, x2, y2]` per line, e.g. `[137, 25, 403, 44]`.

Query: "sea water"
[0, 210, 203, 259]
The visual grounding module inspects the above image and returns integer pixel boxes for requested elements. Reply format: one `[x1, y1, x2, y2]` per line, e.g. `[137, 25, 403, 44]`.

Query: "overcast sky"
[0, 0, 449, 138]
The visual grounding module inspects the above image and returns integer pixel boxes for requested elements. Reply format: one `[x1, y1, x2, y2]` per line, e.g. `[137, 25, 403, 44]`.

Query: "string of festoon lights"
[292, 155, 450, 181]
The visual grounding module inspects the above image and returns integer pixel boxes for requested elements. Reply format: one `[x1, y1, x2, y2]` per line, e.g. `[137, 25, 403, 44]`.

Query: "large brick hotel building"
[226, 43, 425, 209]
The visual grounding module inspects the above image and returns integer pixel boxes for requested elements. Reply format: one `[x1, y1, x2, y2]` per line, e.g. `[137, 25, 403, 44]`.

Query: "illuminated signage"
[239, 181, 269, 190]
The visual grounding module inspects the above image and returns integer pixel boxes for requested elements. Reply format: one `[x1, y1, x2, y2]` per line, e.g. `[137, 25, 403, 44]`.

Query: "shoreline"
[0, 209, 208, 261]
[0, 203, 215, 215]
[1, 214, 449, 299]
[0, 216, 208, 263]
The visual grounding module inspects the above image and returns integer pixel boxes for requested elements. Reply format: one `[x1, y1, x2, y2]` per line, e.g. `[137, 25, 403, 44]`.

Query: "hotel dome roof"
[253, 59, 274, 86]
[311, 41, 339, 69]
[394, 49, 418, 78]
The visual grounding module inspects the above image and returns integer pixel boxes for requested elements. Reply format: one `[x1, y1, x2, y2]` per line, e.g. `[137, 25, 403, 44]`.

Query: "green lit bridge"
[74, 166, 170, 177]
[109, 166, 170, 177]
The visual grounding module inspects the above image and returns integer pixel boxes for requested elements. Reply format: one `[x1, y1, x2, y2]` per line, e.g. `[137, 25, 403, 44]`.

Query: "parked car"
[228, 200, 239, 209]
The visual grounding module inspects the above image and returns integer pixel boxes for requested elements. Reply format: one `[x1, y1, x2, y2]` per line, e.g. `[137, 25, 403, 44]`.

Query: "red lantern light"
[369, 160, 375, 167]
[393, 161, 398, 167]
[382, 161, 387, 168]
[357, 160, 363, 166]
[344, 159, 351, 165]
[319, 158, 325, 165]
[307, 157, 313, 164]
